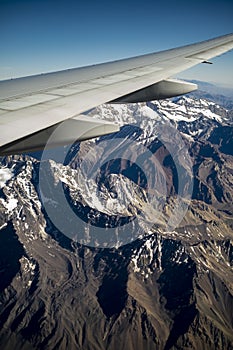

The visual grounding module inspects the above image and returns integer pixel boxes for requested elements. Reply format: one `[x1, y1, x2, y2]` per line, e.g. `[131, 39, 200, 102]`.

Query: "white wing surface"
[0, 33, 233, 154]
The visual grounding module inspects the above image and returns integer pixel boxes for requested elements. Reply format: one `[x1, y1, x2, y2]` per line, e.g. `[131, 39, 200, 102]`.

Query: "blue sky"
[1, 0, 233, 86]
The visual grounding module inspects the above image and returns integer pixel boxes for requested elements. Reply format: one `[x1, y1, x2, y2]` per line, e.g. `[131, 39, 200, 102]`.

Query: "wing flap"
[111, 79, 198, 103]
[186, 42, 233, 61]
[0, 33, 233, 150]
[0, 115, 120, 155]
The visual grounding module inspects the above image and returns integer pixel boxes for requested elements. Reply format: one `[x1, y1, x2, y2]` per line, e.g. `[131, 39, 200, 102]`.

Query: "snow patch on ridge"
[0, 168, 13, 188]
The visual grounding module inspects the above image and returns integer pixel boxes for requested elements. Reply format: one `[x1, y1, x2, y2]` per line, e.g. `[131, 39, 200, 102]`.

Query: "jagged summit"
[0, 95, 233, 349]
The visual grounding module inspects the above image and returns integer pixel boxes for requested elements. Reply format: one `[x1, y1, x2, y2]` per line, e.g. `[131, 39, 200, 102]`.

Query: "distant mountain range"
[0, 85, 233, 349]
[187, 80, 233, 109]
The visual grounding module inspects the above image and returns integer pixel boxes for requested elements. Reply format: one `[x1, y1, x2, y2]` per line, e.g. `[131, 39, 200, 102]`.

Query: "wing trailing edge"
[0, 115, 119, 156]
[111, 79, 197, 103]
[0, 33, 233, 154]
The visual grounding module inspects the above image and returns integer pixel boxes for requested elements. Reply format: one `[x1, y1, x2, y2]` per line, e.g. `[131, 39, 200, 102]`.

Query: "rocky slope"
[0, 93, 233, 349]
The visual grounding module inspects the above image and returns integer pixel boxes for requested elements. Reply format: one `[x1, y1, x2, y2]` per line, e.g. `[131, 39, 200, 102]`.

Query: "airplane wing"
[0, 33, 233, 155]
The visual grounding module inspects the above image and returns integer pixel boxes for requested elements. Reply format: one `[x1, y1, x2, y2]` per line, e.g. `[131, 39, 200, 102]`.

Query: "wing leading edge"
[0, 33, 233, 155]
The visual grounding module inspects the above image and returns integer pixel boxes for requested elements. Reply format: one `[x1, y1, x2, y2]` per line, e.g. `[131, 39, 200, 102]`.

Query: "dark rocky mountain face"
[0, 94, 233, 350]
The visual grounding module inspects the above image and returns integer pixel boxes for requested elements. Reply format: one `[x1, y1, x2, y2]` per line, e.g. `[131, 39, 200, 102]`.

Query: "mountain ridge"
[0, 92, 233, 349]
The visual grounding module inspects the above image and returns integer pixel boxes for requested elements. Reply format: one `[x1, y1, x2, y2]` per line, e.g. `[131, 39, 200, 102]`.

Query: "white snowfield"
[0, 168, 14, 189]
[0, 33, 233, 155]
